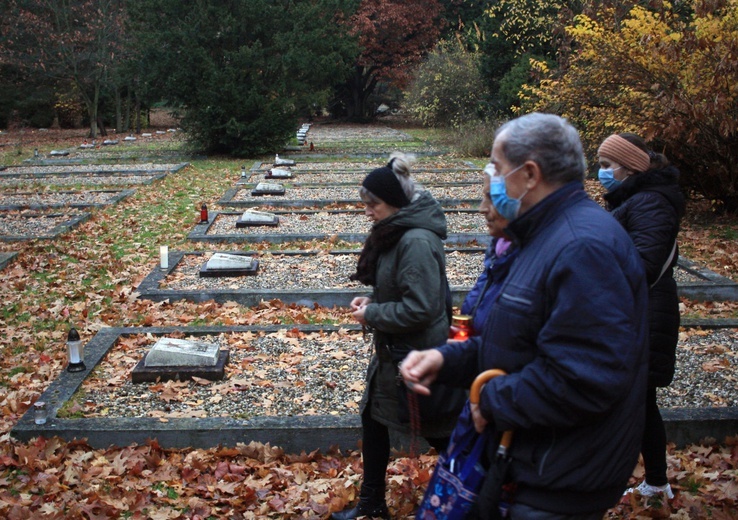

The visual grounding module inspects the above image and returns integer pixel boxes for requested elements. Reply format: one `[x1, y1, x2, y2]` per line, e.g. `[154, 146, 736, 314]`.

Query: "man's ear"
[523, 160, 543, 190]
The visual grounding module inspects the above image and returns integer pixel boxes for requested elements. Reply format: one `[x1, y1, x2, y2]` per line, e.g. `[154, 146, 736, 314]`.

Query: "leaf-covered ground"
[1, 126, 737, 518]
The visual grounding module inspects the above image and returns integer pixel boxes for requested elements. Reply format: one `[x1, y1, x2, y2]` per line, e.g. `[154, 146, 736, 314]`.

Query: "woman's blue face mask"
[598, 166, 623, 191]
[484, 162, 527, 221]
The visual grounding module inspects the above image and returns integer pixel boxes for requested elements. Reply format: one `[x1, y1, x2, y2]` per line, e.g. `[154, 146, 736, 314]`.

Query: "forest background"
[1, 0, 738, 518]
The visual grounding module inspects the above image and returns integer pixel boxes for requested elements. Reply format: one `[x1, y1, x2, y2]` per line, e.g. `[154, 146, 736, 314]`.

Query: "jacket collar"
[505, 181, 586, 246]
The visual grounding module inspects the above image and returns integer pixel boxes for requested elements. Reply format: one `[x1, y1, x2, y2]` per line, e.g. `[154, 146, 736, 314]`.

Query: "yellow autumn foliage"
[520, 0, 738, 212]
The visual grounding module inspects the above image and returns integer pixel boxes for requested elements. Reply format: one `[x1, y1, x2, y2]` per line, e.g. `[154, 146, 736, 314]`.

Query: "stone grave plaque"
[131, 337, 229, 383]
[199, 252, 260, 277]
[251, 181, 285, 196]
[274, 155, 296, 167]
[123, 135, 136, 141]
[49, 150, 69, 156]
[145, 337, 219, 367]
[102, 139, 119, 146]
[236, 209, 279, 227]
[265, 167, 292, 179]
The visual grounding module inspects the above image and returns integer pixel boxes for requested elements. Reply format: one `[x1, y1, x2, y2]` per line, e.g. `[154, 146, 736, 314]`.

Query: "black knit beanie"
[361, 160, 411, 208]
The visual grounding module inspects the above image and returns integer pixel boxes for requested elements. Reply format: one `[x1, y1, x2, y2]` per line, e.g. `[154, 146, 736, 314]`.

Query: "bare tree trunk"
[115, 88, 122, 133]
[134, 96, 141, 134]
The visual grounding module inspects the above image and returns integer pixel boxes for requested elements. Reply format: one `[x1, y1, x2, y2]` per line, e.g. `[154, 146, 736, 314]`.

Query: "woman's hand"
[350, 296, 371, 311]
[400, 349, 444, 396]
[350, 297, 371, 325]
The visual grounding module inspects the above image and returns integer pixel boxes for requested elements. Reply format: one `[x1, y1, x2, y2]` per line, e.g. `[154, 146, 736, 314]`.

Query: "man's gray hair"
[496, 113, 586, 184]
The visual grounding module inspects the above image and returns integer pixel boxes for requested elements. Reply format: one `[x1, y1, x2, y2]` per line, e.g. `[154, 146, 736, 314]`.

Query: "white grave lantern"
[66, 327, 85, 372]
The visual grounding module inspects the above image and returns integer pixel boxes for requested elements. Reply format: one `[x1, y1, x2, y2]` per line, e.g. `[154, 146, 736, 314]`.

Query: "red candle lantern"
[450, 315, 473, 340]
[200, 203, 209, 223]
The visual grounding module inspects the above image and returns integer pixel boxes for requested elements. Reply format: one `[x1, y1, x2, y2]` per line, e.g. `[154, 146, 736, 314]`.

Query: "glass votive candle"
[34, 401, 47, 425]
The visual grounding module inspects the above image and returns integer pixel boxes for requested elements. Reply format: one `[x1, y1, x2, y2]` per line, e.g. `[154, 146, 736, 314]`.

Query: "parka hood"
[379, 190, 447, 240]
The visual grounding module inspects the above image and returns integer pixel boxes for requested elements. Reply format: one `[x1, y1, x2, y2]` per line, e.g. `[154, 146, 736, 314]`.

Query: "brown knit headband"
[598, 134, 650, 173]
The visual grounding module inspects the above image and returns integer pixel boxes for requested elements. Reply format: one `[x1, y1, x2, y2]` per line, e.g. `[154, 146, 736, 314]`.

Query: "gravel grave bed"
[301, 124, 413, 143]
[73, 329, 372, 419]
[0, 211, 85, 236]
[0, 174, 160, 188]
[255, 159, 477, 171]
[231, 185, 479, 203]
[69, 327, 738, 420]
[1, 162, 184, 175]
[160, 250, 486, 291]
[0, 189, 128, 208]
[204, 211, 487, 237]
[248, 171, 485, 186]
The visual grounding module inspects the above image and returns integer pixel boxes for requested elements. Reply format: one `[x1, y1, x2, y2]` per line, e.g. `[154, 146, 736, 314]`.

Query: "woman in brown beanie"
[331, 152, 466, 519]
[597, 133, 685, 500]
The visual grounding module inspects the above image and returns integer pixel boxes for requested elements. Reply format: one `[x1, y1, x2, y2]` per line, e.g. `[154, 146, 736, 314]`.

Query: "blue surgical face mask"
[598, 167, 623, 191]
[484, 162, 527, 221]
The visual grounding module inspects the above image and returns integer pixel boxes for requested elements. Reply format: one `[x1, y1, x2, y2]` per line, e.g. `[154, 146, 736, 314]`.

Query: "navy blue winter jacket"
[460, 238, 518, 334]
[438, 181, 649, 514]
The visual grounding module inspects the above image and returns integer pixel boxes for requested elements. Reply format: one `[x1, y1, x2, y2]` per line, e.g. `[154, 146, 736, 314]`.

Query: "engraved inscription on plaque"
[206, 253, 253, 270]
[236, 209, 279, 227]
[144, 337, 220, 367]
[251, 182, 285, 196]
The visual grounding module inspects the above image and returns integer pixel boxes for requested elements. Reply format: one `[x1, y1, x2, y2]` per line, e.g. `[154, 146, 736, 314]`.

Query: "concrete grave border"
[0, 188, 135, 211]
[11, 321, 738, 451]
[676, 256, 738, 301]
[138, 248, 488, 308]
[187, 210, 491, 246]
[11, 325, 365, 452]
[0, 251, 18, 269]
[0, 212, 91, 241]
[139, 250, 732, 306]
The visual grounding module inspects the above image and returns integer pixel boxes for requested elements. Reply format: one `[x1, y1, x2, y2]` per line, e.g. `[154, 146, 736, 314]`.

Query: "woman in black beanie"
[331, 153, 466, 520]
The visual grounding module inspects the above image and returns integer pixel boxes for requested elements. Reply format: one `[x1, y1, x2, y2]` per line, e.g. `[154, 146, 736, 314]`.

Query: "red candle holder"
[200, 203, 209, 223]
[450, 315, 473, 340]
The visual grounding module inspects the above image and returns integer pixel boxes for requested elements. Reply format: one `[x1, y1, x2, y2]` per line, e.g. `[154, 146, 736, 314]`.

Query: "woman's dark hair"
[619, 133, 670, 171]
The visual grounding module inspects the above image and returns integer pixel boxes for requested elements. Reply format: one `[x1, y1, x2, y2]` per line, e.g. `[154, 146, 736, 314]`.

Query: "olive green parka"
[359, 190, 464, 437]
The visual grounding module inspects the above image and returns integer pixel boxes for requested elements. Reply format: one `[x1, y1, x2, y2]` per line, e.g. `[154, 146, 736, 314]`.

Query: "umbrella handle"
[470, 368, 513, 453]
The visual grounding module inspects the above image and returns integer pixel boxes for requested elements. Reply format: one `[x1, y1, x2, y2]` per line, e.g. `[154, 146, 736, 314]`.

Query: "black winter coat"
[604, 165, 686, 387]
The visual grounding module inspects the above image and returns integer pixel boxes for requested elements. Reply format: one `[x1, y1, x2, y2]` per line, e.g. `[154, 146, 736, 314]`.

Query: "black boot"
[330, 485, 389, 520]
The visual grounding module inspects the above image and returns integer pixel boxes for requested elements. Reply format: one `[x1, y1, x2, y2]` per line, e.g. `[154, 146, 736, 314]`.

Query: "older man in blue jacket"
[402, 112, 649, 519]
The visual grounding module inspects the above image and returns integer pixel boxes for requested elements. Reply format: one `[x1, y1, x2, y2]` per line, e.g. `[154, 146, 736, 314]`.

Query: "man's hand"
[400, 349, 444, 396]
[470, 402, 489, 433]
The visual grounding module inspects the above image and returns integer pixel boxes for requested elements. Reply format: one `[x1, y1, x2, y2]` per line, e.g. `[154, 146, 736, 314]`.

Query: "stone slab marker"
[252, 182, 285, 196]
[199, 252, 260, 277]
[265, 167, 292, 179]
[236, 209, 279, 227]
[131, 337, 230, 383]
[144, 337, 219, 367]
